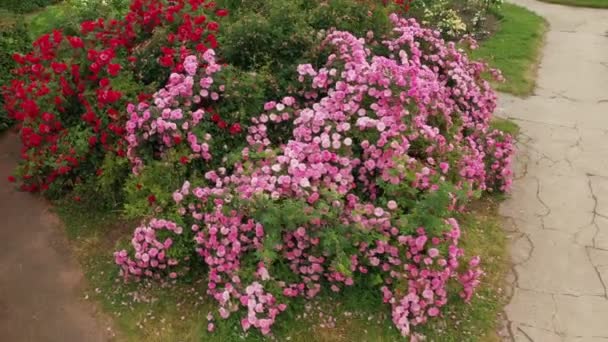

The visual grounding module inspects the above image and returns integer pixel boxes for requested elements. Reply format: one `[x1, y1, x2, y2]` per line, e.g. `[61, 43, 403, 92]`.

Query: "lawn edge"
[537, 0, 608, 8]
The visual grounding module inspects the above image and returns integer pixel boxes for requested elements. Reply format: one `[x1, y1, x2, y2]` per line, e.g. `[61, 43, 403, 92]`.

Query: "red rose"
[89, 136, 97, 146]
[68, 36, 84, 48]
[31, 64, 43, 74]
[207, 22, 219, 31]
[159, 55, 174, 67]
[196, 43, 208, 53]
[51, 62, 67, 74]
[58, 166, 70, 175]
[12, 53, 25, 64]
[180, 156, 189, 165]
[7, 176, 16, 183]
[107, 108, 119, 120]
[218, 120, 227, 129]
[42, 112, 55, 122]
[89, 62, 101, 74]
[71, 64, 81, 78]
[80, 21, 96, 34]
[81, 111, 96, 123]
[173, 135, 182, 145]
[229, 123, 242, 135]
[137, 93, 151, 102]
[194, 15, 207, 25]
[206, 34, 218, 49]
[52, 30, 63, 44]
[107, 63, 121, 76]
[147, 195, 156, 204]
[216, 9, 229, 17]
[211, 113, 220, 123]
[38, 123, 51, 134]
[28, 133, 43, 147]
[87, 49, 97, 61]
[99, 78, 110, 88]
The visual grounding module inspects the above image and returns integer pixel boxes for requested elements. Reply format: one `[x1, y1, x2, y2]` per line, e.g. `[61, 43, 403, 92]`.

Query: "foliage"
[215, 0, 398, 118]
[115, 15, 514, 338]
[26, 0, 130, 39]
[0, 0, 60, 14]
[0, 20, 31, 131]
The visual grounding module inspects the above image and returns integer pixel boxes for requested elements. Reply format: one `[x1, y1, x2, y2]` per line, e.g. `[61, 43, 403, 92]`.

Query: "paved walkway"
[499, 1, 608, 341]
[0, 131, 110, 341]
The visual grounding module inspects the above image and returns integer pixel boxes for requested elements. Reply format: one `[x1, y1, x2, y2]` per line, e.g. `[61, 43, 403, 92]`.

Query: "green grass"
[539, 0, 608, 8]
[54, 194, 509, 342]
[491, 118, 520, 136]
[472, 3, 548, 96]
[0, 1, 68, 38]
[25, 2, 70, 38]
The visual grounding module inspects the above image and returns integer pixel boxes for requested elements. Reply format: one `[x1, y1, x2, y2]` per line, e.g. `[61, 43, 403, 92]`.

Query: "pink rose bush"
[125, 49, 236, 176]
[114, 218, 185, 279]
[115, 14, 513, 337]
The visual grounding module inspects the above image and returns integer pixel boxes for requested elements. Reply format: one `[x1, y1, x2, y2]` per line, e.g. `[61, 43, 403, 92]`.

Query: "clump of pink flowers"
[125, 50, 222, 175]
[114, 218, 185, 280]
[115, 14, 512, 337]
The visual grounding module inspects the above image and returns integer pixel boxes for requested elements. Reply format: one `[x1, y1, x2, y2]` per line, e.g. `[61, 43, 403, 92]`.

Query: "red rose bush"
[3, 0, 227, 193]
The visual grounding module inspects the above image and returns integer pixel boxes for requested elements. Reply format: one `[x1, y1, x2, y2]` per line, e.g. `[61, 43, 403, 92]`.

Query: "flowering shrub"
[407, 0, 503, 39]
[3, 0, 228, 193]
[0, 20, 30, 131]
[0, 0, 59, 14]
[125, 50, 242, 176]
[116, 13, 512, 338]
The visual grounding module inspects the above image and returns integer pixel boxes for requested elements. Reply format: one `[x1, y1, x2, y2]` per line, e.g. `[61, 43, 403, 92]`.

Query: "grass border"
[538, 0, 608, 8]
[472, 3, 548, 97]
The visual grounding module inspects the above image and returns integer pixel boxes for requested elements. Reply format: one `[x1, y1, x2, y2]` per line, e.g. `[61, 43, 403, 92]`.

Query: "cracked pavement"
[497, 1, 608, 341]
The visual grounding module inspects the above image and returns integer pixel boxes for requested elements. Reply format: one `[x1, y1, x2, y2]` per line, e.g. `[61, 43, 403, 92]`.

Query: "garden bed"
[57, 192, 511, 341]
[3, 0, 521, 340]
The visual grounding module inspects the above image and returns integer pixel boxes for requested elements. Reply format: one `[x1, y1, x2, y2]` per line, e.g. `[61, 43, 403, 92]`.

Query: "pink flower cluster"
[117, 15, 512, 337]
[381, 220, 482, 336]
[114, 218, 184, 279]
[125, 50, 224, 175]
[480, 130, 515, 192]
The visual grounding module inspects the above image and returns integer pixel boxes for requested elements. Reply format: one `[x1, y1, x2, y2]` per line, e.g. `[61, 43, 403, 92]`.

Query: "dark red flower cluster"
[2, 0, 228, 192]
[382, 0, 414, 12]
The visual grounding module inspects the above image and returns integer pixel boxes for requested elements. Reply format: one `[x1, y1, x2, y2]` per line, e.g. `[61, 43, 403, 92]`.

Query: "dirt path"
[0, 131, 111, 341]
[498, 1, 608, 341]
